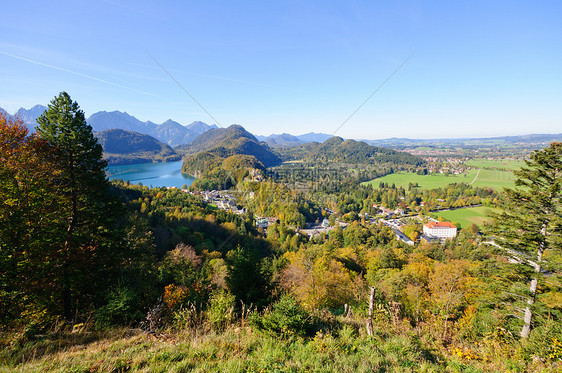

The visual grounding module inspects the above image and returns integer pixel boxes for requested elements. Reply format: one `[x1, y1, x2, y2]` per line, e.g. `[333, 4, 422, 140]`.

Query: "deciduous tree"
[0, 114, 61, 324]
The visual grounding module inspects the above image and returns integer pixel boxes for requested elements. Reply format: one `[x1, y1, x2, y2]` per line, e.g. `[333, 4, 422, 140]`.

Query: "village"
[170, 186, 459, 247]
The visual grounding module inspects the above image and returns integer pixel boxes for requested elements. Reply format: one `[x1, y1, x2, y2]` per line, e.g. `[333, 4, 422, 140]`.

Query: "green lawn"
[432, 206, 499, 228]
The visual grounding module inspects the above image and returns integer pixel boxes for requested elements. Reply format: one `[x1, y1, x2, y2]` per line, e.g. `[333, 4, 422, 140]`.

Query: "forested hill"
[95, 129, 180, 165]
[278, 136, 424, 166]
[175, 124, 282, 167]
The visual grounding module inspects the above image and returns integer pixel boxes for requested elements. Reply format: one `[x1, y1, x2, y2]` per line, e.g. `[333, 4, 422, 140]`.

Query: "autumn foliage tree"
[0, 114, 62, 325]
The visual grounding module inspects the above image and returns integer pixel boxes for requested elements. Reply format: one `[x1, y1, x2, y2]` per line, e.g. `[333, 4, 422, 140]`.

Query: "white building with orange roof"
[423, 221, 457, 239]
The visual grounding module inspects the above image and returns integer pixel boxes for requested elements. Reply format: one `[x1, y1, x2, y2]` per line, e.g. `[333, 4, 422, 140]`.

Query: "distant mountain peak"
[87, 112, 216, 147]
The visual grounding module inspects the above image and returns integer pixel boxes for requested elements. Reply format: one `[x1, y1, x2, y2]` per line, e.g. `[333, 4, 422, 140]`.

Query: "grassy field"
[363, 169, 515, 190]
[469, 168, 516, 190]
[362, 171, 476, 190]
[465, 159, 526, 171]
[432, 206, 499, 228]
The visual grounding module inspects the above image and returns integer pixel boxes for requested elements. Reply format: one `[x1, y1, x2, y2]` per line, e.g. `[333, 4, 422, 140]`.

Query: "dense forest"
[1, 94, 561, 372]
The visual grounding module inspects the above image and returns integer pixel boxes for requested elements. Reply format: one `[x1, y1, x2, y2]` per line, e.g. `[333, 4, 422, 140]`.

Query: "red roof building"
[423, 221, 457, 238]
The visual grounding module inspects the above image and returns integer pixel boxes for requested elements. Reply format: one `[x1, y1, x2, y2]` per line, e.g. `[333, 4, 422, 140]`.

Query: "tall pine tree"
[490, 142, 561, 338]
[36, 92, 121, 321]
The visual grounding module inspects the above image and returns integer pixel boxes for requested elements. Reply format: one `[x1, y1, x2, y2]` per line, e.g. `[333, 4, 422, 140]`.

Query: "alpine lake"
[106, 161, 195, 188]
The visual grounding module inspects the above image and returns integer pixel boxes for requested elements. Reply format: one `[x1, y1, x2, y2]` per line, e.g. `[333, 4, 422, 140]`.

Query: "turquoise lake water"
[106, 161, 195, 188]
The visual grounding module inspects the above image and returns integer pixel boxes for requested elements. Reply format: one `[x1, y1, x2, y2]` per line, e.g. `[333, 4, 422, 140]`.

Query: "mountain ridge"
[95, 129, 180, 165]
[176, 124, 282, 168]
[0, 106, 217, 147]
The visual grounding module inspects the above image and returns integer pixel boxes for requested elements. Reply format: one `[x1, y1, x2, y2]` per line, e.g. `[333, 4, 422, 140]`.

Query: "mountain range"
[0, 105, 218, 147]
[3, 105, 561, 150]
[256, 132, 333, 147]
[86, 111, 218, 147]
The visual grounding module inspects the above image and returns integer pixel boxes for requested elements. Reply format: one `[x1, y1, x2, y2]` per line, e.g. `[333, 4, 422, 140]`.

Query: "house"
[256, 217, 269, 229]
[423, 221, 457, 239]
[393, 229, 414, 246]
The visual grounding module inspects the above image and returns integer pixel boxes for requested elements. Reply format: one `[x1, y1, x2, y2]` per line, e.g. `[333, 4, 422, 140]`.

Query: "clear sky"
[1, 0, 561, 139]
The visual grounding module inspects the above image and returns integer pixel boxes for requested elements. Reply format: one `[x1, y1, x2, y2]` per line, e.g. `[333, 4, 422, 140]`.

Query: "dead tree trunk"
[366, 286, 375, 336]
[521, 223, 546, 339]
[390, 301, 402, 326]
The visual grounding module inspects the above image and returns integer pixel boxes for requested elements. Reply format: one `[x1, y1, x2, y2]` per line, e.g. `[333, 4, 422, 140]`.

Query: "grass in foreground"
[1, 318, 556, 373]
[1, 326, 442, 373]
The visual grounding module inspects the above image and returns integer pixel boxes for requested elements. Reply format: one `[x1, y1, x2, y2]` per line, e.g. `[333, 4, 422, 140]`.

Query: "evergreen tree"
[36, 92, 122, 321]
[225, 246, 271, 308]
[490, 142, 561, 338]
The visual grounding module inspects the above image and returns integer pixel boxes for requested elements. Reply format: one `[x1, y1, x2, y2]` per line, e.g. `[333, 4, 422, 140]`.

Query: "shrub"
[172, 303, 201, 330]
[207, 290, 235, 331]
[250, 294, 312, 337]
[95, 287, 141, 327]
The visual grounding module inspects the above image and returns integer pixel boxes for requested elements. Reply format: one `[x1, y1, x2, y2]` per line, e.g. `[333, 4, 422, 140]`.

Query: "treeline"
[1, 93, 125, 325]
[367, 182, 499, 212]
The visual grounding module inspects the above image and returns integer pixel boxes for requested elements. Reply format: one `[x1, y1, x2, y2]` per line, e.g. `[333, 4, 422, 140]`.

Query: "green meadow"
[432, 206, 499, 228]
[469, 168, 516, 190]
[363, 157, 522, 190]
[465, 158, 526, 171]
[363, 169, 515, 190]
[362, 171, 474, 190]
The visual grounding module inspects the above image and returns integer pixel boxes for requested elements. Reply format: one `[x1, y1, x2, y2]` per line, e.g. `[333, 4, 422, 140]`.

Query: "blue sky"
[1, 0, 561, 139]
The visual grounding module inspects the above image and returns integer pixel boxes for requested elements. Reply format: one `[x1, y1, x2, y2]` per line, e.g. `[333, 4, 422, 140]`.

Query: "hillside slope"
[276, 136, 423, 166]
[95, 129, 180, 165]
[176, 124, 282, 167]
